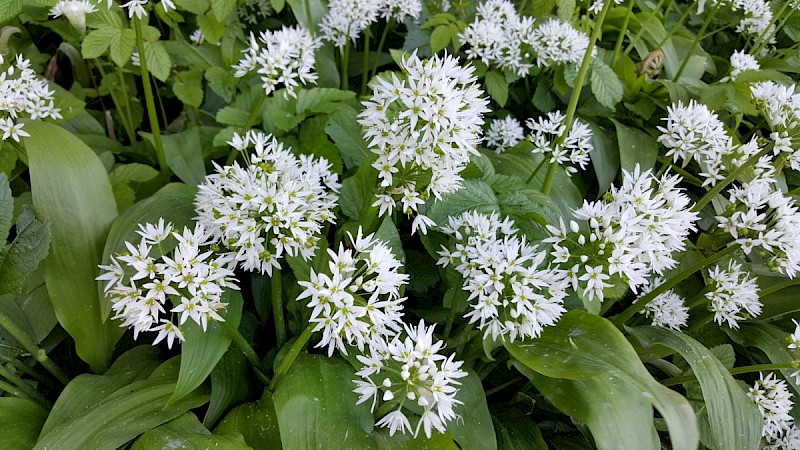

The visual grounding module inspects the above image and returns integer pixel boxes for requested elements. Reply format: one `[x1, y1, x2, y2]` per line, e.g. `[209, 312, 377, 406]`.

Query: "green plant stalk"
[304, 0, 315, 37]
[272, 272, 286, 347]
[621, 0, 670, 58]
[133, 17, 168, 177]
[94, 61, 136, 146]
[691, 144, 773, 212]
[751, 0, 793, 55]
[0, 379, 24, 399]
[341, 39, 351, 89]
[760, 277, 800, 298]
[612, 244, 739, 326]
[221, 320, 271, 385]
[0, 310, 69, 384]
[224, 94, 267, 165]
[361, 29, 371, 96]
[268, 324, 314, 391]
[611, 0, 637, 66]
[525, 158, 547, 185]
[540, 162, 557, 195]
[661, 362, 796, 386]
[0, 354, 48, 385]
[0, 364, 50, 407]
[371, 19, 393, 81]
[672, 3, 719, 82]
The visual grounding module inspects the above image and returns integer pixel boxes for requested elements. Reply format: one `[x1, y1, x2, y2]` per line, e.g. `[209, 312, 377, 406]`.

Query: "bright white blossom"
[380, 0, 422, 22]
[50, 0, 97, 34]
[0, 54, 61, 142]
[438, 211, 569, 341]
[751, 81, 800, 172]
[239, 0, 273, 25]
[730, 0, 775, 44]
[96, 221, 239, 348]
[359, 52, 489, 231]
[297, 228, 408, 356]
[233, 26, 321, 98]
[588, 0, 623, 14]
[460, 0, 536, 76]
[749, 372, 796, 444]
[320, 0, 382, 48]
[195, 131, 340, 276]
[353, 320, 467, 438]
[526, 111, 593, 176]
[637, 281, 688, 330]
[484, 116, 524, 153]
[530, 19, 594, 67]
[705, 261, 761, 328]
[102, 0, 176, 19]
[723, 50, 760, 82]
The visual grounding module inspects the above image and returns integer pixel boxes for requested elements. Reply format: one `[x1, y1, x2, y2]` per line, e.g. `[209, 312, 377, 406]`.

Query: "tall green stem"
[540, 163, 557, 195]
[0, 365, 50, 407]
[621, 0, 669, 57]
[611, 0, 637, 66]
[692, 144, 772, 212]
[224, 94, 267, 165]
[759, 277, 800, 298]
[751, 1, 793, 55]
[361, 29, 371, 96]
[612, 244, 739, 326]
[272, 272, 286, 347]
[371, 19, 393, 81]
[672, 3, 719, 82]
[341, 40, 351, 89]
[221, 320, 271, 385]
[268, 324, 314, 391]
[133, 17, 168, 177]
[0, 309, 69, 384]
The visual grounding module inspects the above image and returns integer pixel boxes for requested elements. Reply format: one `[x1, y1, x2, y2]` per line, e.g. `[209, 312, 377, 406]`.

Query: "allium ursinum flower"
[484, 116, 524, 153]
[731, 0, 775, 44]
[319, 0, 382, 49]
[189, 29, 205, 46]
[195, 131, 340, 276]
[380, 0, 423, 22]
[359, 52, 489, 234]
[530, 18, 594, 67]
[526, 111, 593, 176]
[751, 81, 800, 171]
[722, 50, 760, 82]
[296, 228, 408, 356]
[0, 54, 61, 142]
[460, 0, 536, 77]
[98, 0, 176, 19]
[50, 0, 97, 34]
[748, 372, 796, 444]
[437, 211, 569, 341]
[353, 320, 468, 438]
[705, 260, 761, 328]
[233, 26, 321, 99]
[588, 0, 623, 15]
[636, 280, 688, 330]
[768, 425, 800, 450]
[239, 0, 273, 25]
[545, 166, 698, 302]
[96, 220, 239, 349]
[716, 179, 800, 278]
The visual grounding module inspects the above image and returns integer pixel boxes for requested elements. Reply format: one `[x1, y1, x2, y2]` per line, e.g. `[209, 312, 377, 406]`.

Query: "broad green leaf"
[204, 342, 253, 427]
[374, 430, 459, 449]
[517, 363, 659, 450]
[210, 0, 237, 21]
[216, 106, 250, 127]
[325, 108, 370, 169]
[0, 0, 22, 22]
[374, 216, 405, 264]
[430, 25, 451, 54]
[99, 183, 197, 320]
[630, 327, 761, 450]
[81, 27, 116, 59]
[485, 70, 509, 107]
[0, 208, 50, 296]
[169, 290, 244, 406]
[590, 60, 623, 110]
[421, 180, 499, 225]
[587, 121, 619, 193]
[132, 412, 249, 449]
[0, 173, 12, 242]
[214, 390, 282, 449]
[143, 41, 172, 82]
[173, 68, 205, 108]
[197, 12, 225, 44]
[298, 116, 344, 174]
[25, 120, 121, 372]
[142, 128, 206, 186]
[447, 371, 496, 450]
[206, 67, 237, 102]
[109, 28, 135, 67]
[531, 0, 555, 16]
[339, 160, 379, 221]
[505, 310, 699, 450]
[0, 398, 47, 449]
[16, 280, 58, 343]
[295, 88, 355, 115]
[273, 354, 377, 449]
[286, 0, 327, 31]
[491, 406, 548, 450]
[727, 323, 800, 396]
[612, 119, 658, 173]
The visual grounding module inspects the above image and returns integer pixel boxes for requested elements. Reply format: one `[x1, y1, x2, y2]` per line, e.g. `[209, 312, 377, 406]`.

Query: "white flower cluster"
[296, 228, 407, 356]
[239, 0, 273, 25]
[530, 18, 594, 67]
[97, 0, 176, 19]
[705, 261, 761, 328]
[353, 320, 467, 438]
[717, 180, 800, 278]
[96, 221, 239, 349]
[0, 55, 61, 142]
[546, 166, 698, 302]
[50, 0, 97, 34]
[751, 81, 800, 171]
[232, 26, 321, 99]
[359, 52, 489, 234]
[484, 116, 524, 153]
[195, 131, 340, 276]
[587, 0, 623, 14]
[437, 211, 569, 341]
[749, 372, 797, 445]
[730, 0, 775, 44]
[723, 50, 760, 82]
[460, 0, 536, 77]
[379, 0, 423, 22]
[526, 111, 593, 176]
[320, 0, 421, 49]
[636, 280, 688, 330]
[657, 100, 767, 186]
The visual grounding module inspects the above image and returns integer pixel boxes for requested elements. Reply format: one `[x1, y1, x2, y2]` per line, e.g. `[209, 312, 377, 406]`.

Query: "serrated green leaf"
[109, 163, 159, 185]
[295, 88, 355, 115]
[144, 41, 172, 82]
[82, 27, 116, 59]
[197, 12, 226, 44]
[173, 68, 204, 108]
[421, 180, 498, 225]
[0, 398, 47, 450]
[484, 70, 508, 107]
[210, 0, 236, 21]
[430, 25, 451, 54]
[0, 0, 23, 23]
[109, 28, 135, 67]
[0, 173, 12, 242]
[325, 108, 369, 169]
[0, 209, 50, 296]
[590, 60, 623, 110]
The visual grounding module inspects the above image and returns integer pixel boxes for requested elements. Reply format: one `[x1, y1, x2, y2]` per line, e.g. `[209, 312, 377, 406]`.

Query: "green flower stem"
[269, 324, 314, 391]
[371, 19, 393, 81]
[443, 289, 465, 340]
[611, 0, 637, 66]
[272, 272, 286, 347]
[361, 29, 371, 96]
[612, 244, 739, 326]
[661, 362, 796, 386]
[0, 309, 69, 385]
[221, 320, 271, 385]
[224, 94, 267, 165]
[672, 3, 719, 82]
[0, 379, 24, 399]
[751, 1, 793, 55]
[341, 40, 351, 89]
[540, 162, 557, 195]
[621, 0, 669, 58]
[0, 364, 50, 407]
[760, 277, 800, 298]
[691, 144, 773, 213]
[0, 354, 48, 385]
[133, 16, 168, 177]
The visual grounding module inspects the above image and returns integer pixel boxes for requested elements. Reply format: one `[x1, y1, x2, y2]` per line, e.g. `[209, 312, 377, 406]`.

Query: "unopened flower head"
[320, 0, 382, 48]
[0, 54, 62, 142]
[748, 372, 795, 443]
[526, 111, 593, 176]
[96, 220, 239, 349]
[705, 260, 761, 328]
[50, 0, 97, 34]
[545, 166, 698, 302]
[195, 131, 340, 276]
[636, 281, 688, 330]
[460, 0, 536, 76]
[485, 116, 525, 153]
[233, 26, 321, 98]
[353, 320, 468, 438]
[297, 228, 408, 355]
[717, 180, 800, 278]
[530, 18, 594, 67]
[438, 211, 569, 341]
[239, 0, 273, 25]
[359, 52, 489, 232]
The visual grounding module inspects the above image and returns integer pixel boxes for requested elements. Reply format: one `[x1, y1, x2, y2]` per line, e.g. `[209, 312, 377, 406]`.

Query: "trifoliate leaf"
[144, 41, 172, 82]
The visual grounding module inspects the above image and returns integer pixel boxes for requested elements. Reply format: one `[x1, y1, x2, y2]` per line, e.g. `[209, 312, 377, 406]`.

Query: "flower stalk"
[133, 16, 168, 177]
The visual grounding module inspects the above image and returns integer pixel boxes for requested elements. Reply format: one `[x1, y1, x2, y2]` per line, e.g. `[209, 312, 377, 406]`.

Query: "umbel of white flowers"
[0, 54, 61, 142]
